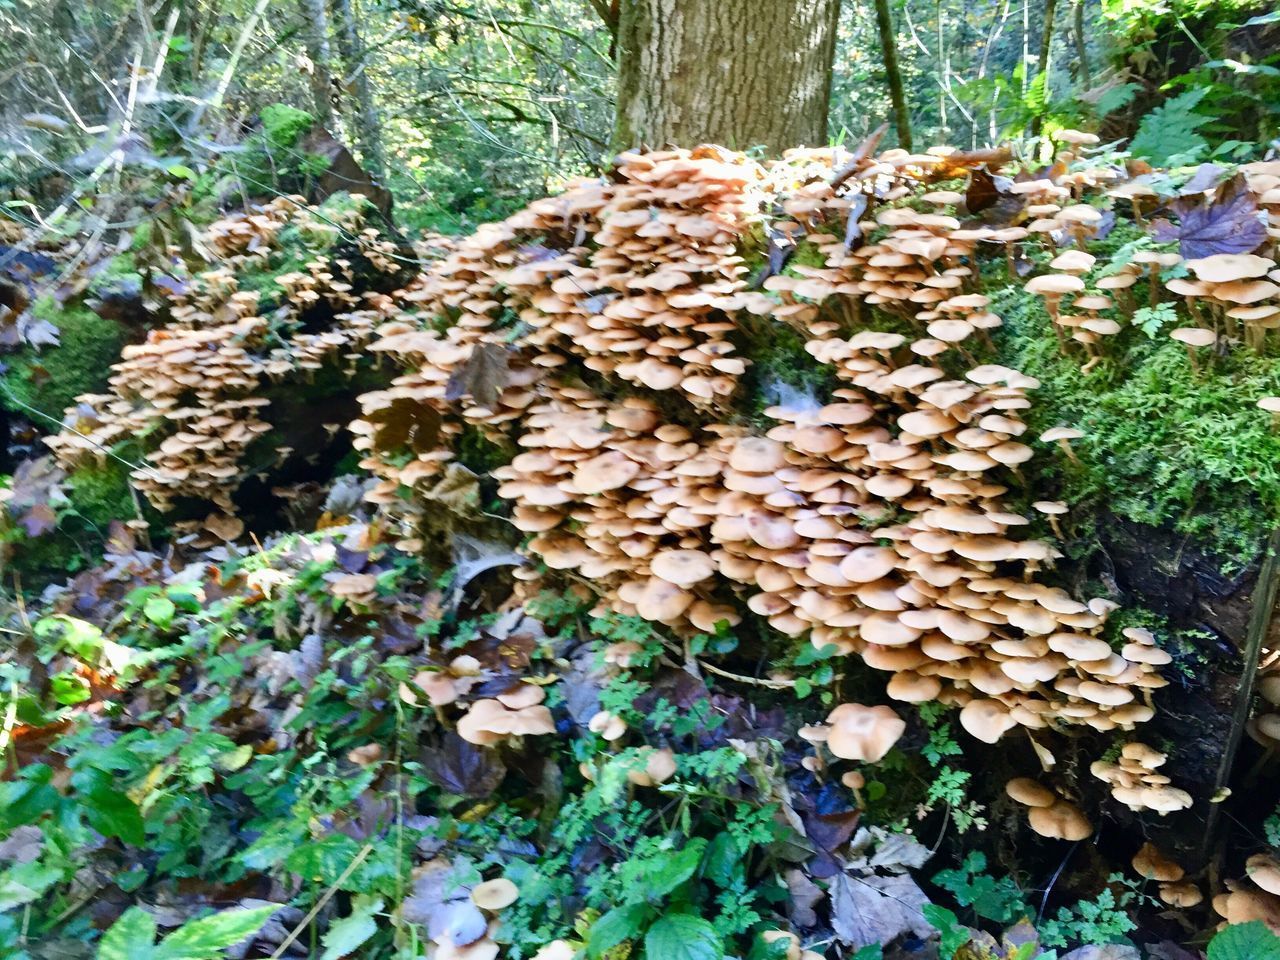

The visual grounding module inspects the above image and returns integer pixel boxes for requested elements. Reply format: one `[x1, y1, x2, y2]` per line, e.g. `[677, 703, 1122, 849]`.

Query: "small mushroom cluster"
[1214, 854, 1280, 932]
[48, 197, 403, 521]
[1131, 842, 1202, 908]
[1003, 777, 1092, 840]
[1090, 741, 1192, 815]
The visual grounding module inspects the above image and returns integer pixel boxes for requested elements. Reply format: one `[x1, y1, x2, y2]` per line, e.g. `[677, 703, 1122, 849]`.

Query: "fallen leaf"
[1060, 946, 1141, 960]
[785, 868, 823, 929]
[421, 733, 508, 797]
[1151, 176, 1268, 258]
[830, 870, 933, 950]
[445, 342, 511, 408]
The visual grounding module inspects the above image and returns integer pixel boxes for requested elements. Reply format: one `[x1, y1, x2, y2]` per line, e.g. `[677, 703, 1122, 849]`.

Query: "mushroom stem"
[1219, 303, 1238, 341]
[1046, 298, 1067, 355]
[1183, 344, 1200, 376]
[1048, 515, 1064, 539]
[1056, 439, 1081, 465]
[1148, 264, 1160, 309]
[1129, 198, 1145, 226]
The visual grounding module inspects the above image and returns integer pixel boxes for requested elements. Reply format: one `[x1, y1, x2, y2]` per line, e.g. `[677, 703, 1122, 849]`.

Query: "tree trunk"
[1072, 0, 1091, 88]
[872, 0, 912, 151]
[1029, 0, 1059, 135]
[612, 0, 841, 153]
[299, 0, 337, 129]
[332, 0, 387, 180]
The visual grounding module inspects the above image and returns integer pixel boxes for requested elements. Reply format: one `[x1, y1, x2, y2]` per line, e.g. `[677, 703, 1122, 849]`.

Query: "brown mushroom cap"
[825, 703, 907, 763]
[472, 878, 520, 911]
[650, 549, 716, 587]
[959, 698, 1017, 743]
[1006, 777, 1056, 808]
[1186, 253, 1275, 283]
[1248, 854, 1280, 896]
[1158, 881, 1203, 908]
[1028, 800, 1093, 840]
[1132, 842, 1184, 882]
[1170, 327, 1216, 347]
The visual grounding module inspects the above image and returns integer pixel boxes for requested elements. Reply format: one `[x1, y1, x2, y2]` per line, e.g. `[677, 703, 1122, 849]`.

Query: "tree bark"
[872, 0, 912, 151]
[332, 0, 387, 180]
[1030, 0, 1059, 135]
[1072, 0, 1091, 88]
[612, 0, 841, 153]
[299, 0, 337, 129]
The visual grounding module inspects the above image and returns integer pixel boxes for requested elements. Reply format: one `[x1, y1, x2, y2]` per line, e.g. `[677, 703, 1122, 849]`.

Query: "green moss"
[260, 103, 315, 150]
[64, 456, 137, 530]
[2, 297, 125, 421]
[456, 426, 513, 475]
[991, 280, 1280, 565]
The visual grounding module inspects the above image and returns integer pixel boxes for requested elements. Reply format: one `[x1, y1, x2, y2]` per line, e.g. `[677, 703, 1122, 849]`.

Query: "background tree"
[612, 0, 842, 151]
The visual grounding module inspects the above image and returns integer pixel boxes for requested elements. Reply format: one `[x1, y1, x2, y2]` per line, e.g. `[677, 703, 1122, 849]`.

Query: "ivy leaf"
[1207, 921, 1280, 960]
[643, 913, 724, 960]
[319, 897, 383, 960]
[98, 907, 159, 959]
[154, 905, 279, 960]
[445, 342, 511, 408]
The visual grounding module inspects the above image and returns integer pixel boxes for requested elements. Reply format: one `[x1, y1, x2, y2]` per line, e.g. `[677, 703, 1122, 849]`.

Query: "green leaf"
[0, 861, 62, 912]
[643, 913, 723, 960]
[852, 947, 884, 960]
[587, 903, 652, 958]
[640, 840, 706, 901]
[36, 616, 104, 661]
[1130, 89, 1210, 165]
[155, 905, 278, 960]
[98, 907, 159, 959]
[85, 785, 145, 846]
[922, 904, 970, 960]
[1207, 58, 1280, 77]
[1207, 921, 1280, 960]
[1094, 81, 1140, 117]
[320, 897, 382, 960]
[166, 164, 197, 180]
[702, 833, 738, 888]
[50, 671, 91, 705]
[143, 596, 177, 628]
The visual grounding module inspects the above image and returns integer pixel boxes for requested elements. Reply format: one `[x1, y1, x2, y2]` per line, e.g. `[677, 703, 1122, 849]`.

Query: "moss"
[991, 279, 1280, 566]
[260, 103, 315, 150]
[87, 254, 143, 296]
[456, 426, 514, 475]
[2, 298, 125, 422]
[64, 456, 137, 530]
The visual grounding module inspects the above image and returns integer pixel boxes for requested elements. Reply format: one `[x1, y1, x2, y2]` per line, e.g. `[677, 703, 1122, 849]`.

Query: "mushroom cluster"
[1214, 854, 1280, 932]
[352, 145, 1175, 742]
[1003, 777, 1092, 840]
[1131, 842, 1202, 908]
[1090, 741, 1192, 815]
[47, 196, 404, 525]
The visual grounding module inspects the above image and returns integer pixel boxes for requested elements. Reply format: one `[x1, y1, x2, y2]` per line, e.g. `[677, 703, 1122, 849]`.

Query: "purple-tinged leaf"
[1179, 163, 1227, 195]
[1148, 185, 1267, 259]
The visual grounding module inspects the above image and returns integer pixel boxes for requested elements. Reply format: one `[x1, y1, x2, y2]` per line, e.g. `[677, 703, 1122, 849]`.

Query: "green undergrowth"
[1, 297, 125, 424]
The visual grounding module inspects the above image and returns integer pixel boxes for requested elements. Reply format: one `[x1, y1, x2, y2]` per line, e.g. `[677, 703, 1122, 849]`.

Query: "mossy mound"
[2, 297, 126, 425]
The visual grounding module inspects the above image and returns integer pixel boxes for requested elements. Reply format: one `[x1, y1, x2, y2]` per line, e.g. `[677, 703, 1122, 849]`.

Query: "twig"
[269, 842, 373, 958]
[1201, 527, 1280, 861]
